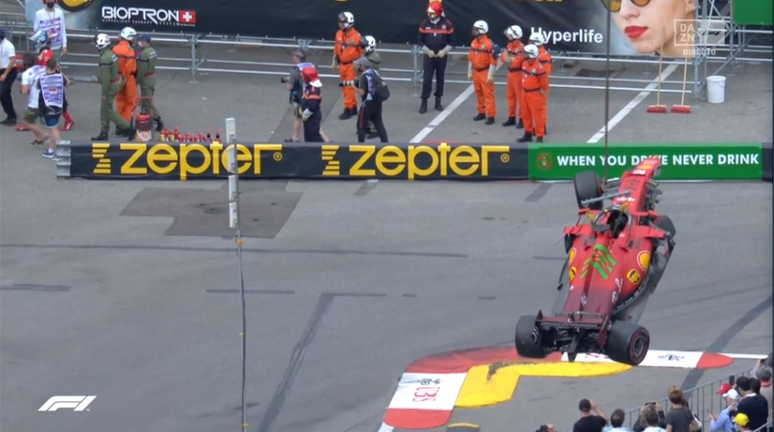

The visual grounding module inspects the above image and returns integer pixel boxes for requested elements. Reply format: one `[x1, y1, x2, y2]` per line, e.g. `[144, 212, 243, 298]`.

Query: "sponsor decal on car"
[637, 251, 651, 271]
[627, 269, 641, 285]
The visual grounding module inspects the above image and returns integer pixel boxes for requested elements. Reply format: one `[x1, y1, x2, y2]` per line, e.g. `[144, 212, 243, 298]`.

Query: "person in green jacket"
[91, 33, 133, 140]
[361, 35, 381, 139]
[136, 35, 165, 132]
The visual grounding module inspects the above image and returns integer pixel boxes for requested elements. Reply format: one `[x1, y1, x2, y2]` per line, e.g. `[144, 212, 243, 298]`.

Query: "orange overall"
[520, 58, 548, 138]
[334, 28, 362, 111]
[538, 45, 553, 127]
[500, 40, 524, 120]
[113, 39, 137, 122]
[469, 35, 497, 118]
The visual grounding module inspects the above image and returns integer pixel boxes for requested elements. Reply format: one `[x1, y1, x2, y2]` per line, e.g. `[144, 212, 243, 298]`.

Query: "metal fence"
[3, 0, 771, 99]
[621, 366, 765, 432]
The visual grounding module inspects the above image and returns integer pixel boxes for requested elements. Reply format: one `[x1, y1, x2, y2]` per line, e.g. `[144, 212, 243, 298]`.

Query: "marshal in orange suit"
[468, 20, 499, 124]
[501, 25, 525, 128]
[113, 26, 137, 129]
[517, 44, 549, 143]
[332, 12, 362, 120]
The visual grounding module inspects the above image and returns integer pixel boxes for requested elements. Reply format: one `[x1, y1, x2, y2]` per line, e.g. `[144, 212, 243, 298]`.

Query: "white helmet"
[472, 20, 488, 35]
[338, 12, 354, 29]
[504, 25, 523, 40]
[94, 33, 111, 50]
[529, 32, 545, 46]
[524, 44, 539, 59]
[120, 26, 136, 41]
[364, 35, 376, 54]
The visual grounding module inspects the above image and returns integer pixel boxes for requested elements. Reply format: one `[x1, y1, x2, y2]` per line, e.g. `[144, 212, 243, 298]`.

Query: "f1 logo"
[39, 395, 96, 411]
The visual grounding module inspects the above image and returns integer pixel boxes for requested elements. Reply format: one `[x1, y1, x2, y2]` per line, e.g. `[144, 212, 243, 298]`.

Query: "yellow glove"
[297, 106, 303, 117]
[467, 73, 473, 80]
[487, 76, 494, 84]
[331, 59, 338, 70]
[436, 51, 445, 58]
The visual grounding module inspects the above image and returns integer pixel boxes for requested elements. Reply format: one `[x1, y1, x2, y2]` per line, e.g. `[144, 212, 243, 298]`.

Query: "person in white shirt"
[34, 0, 67, 62]
[19, 52, 48, 145]
[0, 28, 18, 125]
[642, 405, 667, 432]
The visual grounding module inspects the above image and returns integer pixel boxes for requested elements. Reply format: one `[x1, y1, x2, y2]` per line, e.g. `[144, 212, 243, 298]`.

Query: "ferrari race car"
[515, 156, 676, 366]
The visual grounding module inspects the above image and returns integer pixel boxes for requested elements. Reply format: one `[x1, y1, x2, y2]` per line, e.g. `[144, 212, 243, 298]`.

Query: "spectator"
[665, 386, 700, 432]
[642, 404, 668, 432]
[734, 413, 752, 432]
[751, 355, 773, 377]
[736, 376, 769, 431]
[0, 28, 17, 125]
[634, 403, 667, 432]
[709, 389, 741, 432]
[756, 367, 773, 419]
[605, 409, 632, 432]
[574, 398, 609, 432]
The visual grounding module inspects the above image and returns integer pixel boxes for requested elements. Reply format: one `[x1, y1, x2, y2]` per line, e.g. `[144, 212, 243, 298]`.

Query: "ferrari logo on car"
[569, 248, 576, 263]
[569, 266, 577, 281]
[581, 244, 617, 280]
[627, 269, 641, 285]
[637, 251, 651, 271]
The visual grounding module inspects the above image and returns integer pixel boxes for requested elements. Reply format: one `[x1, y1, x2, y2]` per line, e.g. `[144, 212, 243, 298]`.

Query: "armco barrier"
[57, 141, 529, 181]
[527, 142, 771, 181]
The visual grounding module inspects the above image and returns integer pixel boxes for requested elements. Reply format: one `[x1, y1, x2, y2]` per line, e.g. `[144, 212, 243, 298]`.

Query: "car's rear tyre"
[573, 171, 603, 210]
[515, 315, 549, 359]
[654, 214, 676, 238]
[606, 321, 650, 366]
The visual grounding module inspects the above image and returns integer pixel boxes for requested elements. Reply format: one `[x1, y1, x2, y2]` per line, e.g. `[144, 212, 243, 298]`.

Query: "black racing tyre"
[606, 321, 650, 366]
[654, 214, 676, 238]
[573, 171, 603, 210]
[515, 315, 549, 359]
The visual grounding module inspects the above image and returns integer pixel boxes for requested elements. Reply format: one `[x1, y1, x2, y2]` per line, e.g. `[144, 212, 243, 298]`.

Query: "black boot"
[435, 98, 443, 111]
[544, 125, 548, 135]
[91, 132, 109, 140]
[485, 117, 495, 125]
[339, 108, 354, 120]
[419, 99, 427, 114]
[516, 132, 533, 143]
[125, 127, 137, 141]
[536, 137, 544, 143]
[473, 113, 485, 121]
[502, 117, 516, 126]
[155, 118, 165, 132]
[517, 119, 524, 129]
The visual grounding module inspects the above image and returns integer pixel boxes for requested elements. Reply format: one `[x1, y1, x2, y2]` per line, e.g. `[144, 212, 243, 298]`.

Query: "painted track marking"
[586, 62, 679, 143]
[410, 64, 504, 144]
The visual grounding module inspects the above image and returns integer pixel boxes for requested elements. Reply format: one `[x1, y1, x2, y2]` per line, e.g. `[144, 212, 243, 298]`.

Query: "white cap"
[723, 389, 741, 399]
[310, 79, 322, 88]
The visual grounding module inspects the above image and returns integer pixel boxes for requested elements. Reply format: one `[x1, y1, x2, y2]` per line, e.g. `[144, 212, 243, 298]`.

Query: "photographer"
[282, 50, 330, 143]
[361, 35, 381, 139]
[537, 424, 558, 432]
[346, 57, 388, 143]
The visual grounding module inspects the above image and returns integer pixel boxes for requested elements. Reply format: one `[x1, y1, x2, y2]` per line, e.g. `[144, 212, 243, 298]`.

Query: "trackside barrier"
[55, 141, 773, 181]
[528, 142, 772, 181]
[55, 141, 528, 181]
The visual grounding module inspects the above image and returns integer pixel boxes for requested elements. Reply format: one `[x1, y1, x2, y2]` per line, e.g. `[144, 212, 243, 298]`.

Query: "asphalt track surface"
[0, 37, 772, 432]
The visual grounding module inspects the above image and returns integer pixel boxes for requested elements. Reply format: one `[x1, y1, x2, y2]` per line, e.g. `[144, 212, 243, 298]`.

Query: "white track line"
[587, 62, 679, 144]
[721, 353, 769, 360]
[410, 64, 504, 144]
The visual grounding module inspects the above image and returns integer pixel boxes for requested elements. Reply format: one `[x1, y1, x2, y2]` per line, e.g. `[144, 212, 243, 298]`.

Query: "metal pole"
[190, 35, 199, 84]
[225, 117, 247, 432]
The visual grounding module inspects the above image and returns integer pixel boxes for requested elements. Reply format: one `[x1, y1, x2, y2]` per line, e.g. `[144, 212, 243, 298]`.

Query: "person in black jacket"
[736, 376, 769, 431]
[299, 66, 324, 142]
[417, 1, 454, 113]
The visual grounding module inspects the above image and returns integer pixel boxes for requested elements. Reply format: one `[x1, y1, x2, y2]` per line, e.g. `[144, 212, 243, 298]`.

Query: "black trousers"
[421, 55, 447, 100]
[357, 100, 388, 143]
[0, 68, 18, 120]
[303, 113, 323, 142]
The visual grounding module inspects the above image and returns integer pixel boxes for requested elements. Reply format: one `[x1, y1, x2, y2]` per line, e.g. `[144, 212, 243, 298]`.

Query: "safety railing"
[622, 366, 760, 431]
[5, 9, 770, 98]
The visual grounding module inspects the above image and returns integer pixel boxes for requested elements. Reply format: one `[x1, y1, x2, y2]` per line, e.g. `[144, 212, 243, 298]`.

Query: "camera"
[536, 425, 549, 432]
[280, 76, 289, 83]
[339, 80, 356, 87]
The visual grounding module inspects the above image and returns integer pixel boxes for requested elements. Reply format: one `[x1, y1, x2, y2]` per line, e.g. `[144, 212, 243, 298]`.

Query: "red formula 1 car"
[515, 156, 676, 366]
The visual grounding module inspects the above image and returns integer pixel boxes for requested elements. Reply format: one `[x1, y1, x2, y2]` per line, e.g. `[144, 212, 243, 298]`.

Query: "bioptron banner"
[26, 0, 726, 58]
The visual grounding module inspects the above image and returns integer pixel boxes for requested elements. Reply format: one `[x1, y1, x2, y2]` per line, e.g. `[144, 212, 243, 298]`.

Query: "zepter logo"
[59, 0, 95, 12]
